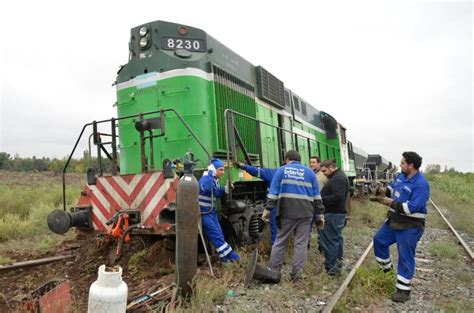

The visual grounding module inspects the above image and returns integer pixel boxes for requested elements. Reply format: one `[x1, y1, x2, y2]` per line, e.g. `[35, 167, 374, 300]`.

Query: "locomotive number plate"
[161, 37, 206, 52]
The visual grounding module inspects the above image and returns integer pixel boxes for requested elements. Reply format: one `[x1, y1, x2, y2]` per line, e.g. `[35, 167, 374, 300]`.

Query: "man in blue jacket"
[199, 159, 240, 262]
[370, 151, 430, 303]
[265, 150, 325, 281]
[235, 161, 278, 244]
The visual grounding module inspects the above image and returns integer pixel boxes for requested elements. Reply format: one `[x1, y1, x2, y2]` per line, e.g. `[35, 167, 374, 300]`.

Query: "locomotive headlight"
[139, 26, 148, 36]
[139, 37, 149, 48]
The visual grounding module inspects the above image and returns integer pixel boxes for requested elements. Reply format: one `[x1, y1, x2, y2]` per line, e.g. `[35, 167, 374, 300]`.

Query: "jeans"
[319, 213, 346, 272]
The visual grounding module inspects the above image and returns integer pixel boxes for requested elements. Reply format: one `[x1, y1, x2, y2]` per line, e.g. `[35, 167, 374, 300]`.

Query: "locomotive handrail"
[224, 109, 334, 201]
[62, 108, 211, 211]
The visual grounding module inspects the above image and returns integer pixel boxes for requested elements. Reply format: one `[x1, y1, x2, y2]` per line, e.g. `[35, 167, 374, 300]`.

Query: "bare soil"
[0, 232, 176, 312]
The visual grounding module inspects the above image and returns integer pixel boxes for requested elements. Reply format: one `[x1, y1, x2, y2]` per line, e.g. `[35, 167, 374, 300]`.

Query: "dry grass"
[0, 171, 83, 248]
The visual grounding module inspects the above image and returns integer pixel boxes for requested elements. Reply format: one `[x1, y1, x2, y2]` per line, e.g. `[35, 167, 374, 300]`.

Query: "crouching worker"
[199, 158, 240, 262]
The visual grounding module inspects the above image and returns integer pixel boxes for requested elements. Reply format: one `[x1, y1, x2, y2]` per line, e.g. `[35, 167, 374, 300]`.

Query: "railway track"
[429, 198, 474, 260]
[321, 197, 473, 312]
[1, 198, 472, 311]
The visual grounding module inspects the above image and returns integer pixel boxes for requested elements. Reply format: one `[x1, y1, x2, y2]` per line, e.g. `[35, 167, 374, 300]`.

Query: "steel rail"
[429, 198, 474, 260]
[322, 240, 374, 313]
[323, 198, 473, 312]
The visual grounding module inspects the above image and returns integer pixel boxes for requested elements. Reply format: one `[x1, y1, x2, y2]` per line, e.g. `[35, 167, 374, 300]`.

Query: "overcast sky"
[1, 0, 472, 172]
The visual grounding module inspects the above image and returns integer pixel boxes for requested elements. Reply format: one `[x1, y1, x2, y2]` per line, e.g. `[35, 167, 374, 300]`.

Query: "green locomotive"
[113, 20, 356, 243]
[48, 20, 357, 245]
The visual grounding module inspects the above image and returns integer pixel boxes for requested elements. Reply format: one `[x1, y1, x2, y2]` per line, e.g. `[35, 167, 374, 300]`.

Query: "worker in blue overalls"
[370, 151, 430, 303]
[235, 161, 278, 244]
[199, 159, 240, 262]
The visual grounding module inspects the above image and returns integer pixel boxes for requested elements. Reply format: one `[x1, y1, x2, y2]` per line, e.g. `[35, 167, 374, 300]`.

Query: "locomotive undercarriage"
[220, 180, 267, 245]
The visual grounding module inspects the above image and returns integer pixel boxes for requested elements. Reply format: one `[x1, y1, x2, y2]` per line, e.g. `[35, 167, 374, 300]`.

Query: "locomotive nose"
[47, 209, 92, 234]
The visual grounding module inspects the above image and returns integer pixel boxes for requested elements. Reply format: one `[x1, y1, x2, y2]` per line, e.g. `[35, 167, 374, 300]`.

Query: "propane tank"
[175, 172, 199, 296]
[88, 265, 128, 313]
[175, 154, 199, 296]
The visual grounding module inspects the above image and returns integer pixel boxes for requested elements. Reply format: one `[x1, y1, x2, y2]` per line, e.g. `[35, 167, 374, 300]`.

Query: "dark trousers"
[319, 213, 346, 272]
[270, 216, 312, 276]
[270, 207, 277, 244]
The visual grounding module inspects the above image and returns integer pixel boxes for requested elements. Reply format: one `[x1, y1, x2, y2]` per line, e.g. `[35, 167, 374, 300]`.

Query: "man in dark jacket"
[370, 151, 429, 303]
[319, 159, 349, 275]
[266, 150, 325, 281]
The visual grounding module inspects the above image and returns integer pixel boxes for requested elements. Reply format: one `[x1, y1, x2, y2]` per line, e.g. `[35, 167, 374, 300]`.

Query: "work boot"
[391, 288, 411, 303]
[289, 273, 302, 282]
[382, 264, 393, 273]
[326, 266, 341, 277]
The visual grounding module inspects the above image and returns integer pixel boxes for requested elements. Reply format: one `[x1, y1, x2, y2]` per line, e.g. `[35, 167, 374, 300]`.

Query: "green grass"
[426, 172, 474, 235]
[0, 255, 13, 265]
[428, 240, 461, 261]
[426, 172, 474, 205]
[335, 261, 396, 312]
[128, 250, 148, 279]
[428, 186, 474, 236]
[0, 171, 83, 248]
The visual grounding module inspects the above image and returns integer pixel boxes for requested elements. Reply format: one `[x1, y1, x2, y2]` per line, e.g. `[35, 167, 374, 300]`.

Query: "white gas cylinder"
[87, 265, 128, 313]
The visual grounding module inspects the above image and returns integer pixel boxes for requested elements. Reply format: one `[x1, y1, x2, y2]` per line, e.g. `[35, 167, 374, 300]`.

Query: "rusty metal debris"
[0, 254, 76, 272]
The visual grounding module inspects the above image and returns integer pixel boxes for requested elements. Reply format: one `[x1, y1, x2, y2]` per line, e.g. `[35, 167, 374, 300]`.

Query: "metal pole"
[62, 124, 91, 210]
[197, 222, 214, 277]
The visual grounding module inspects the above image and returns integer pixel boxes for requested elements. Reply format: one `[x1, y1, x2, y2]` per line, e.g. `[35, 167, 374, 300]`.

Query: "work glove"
[224, 180, 234, 194]
[315, 214, 325, 230]
[234, 161, 245, 169]
[375, 186, 387, 197]
[369, 196, 393, 207]
[207, 164, 216, 177]
[261, 209, 271, 223]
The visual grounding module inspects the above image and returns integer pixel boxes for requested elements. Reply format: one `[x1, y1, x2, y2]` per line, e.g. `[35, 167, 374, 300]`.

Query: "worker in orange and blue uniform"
[198, 158, 240, 262]
[235, 161, 278, 244]
[370, 151, 429, 303]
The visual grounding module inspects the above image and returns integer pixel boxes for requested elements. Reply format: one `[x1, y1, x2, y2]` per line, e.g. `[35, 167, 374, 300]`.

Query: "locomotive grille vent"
[256, 66, 285, 109]
[284, 90, 291, 108]
[213, 66, 255, 97]
[213, 66, 258, 154]
[293, 95, 300, 111]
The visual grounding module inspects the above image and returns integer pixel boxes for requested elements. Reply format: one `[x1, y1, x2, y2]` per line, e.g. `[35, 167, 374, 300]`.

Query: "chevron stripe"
[92, 213, 107, 232]
[88, 185, 113, 225]
[98, 173, 157, 208]
[130, 172, 162, 208]
[143, 178, 179, 225]
[113, 174, 143, 194]
[85, 172, 178, 231]
[142, 177, 175, 222]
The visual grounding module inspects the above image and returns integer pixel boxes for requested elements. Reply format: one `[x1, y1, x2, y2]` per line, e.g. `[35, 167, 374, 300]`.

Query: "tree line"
[425, 164, 458, 174]
[0, 151, 112, 174]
